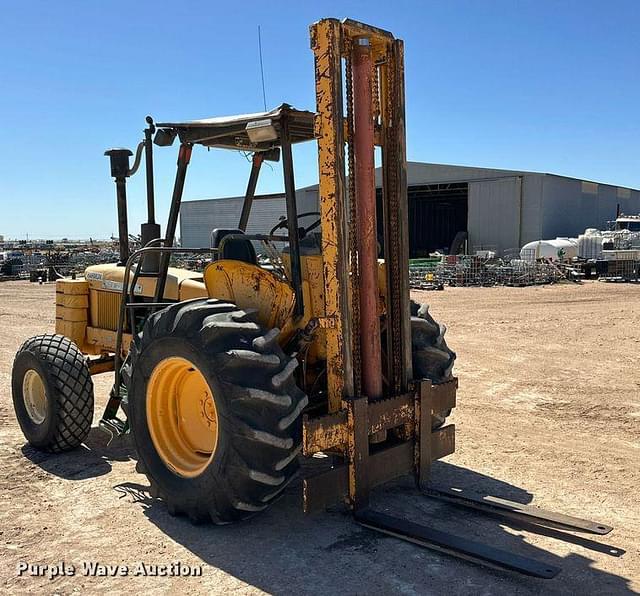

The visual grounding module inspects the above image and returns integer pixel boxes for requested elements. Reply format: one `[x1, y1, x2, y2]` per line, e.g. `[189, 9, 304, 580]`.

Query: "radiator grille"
[91, 290, 120, 331]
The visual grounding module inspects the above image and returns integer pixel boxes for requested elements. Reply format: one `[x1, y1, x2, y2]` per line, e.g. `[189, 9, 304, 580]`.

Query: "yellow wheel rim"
[23, 369, 47, 424]
[146, 357, 219, 478]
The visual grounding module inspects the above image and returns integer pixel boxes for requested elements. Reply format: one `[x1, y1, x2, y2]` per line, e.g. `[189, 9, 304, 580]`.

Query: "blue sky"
[0, 0, 637, 239]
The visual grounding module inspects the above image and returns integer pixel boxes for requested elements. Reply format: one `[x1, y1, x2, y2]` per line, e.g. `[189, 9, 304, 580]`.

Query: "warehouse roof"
[292, 162, 639, 193]
[395, 162, 640, 191]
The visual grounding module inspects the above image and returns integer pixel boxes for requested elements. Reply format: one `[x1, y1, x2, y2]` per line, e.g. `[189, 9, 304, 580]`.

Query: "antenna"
[258, 25, 267, 111]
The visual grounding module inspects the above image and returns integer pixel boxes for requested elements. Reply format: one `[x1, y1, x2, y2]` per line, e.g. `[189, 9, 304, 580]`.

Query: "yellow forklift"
[11, 18, 611, 578]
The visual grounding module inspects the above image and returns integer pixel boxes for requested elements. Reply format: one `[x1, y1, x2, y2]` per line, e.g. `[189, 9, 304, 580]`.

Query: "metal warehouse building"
[180, 188, 319, 249]
[180, 162, 640, 256]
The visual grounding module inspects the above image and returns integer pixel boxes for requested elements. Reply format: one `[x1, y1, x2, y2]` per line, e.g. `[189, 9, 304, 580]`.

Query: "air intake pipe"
[104, 148, 133, 266]
[105, 117, 162, 271]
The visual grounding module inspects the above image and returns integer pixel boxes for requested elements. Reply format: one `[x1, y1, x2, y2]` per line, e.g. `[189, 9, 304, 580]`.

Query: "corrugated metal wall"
[520, 174, 543, 245]
[468, 177, 521, 255]
[180, 190, 320, 248]
[541, 175, 640, 239]
[180, 195, 284, 248]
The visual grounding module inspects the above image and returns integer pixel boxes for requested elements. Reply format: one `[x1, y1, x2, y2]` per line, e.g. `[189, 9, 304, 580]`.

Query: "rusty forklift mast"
[302, 19, 611, 578]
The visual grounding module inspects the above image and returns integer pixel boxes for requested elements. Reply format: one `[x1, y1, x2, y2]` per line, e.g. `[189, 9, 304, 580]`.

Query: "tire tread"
[126, 299, 306, 524]
[13, 334, 93, 452]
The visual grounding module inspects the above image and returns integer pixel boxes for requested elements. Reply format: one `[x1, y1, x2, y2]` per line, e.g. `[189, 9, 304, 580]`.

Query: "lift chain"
[384, 49, 404, 394]
[372, 61, 381, 125]
[345, 39, 362, 398]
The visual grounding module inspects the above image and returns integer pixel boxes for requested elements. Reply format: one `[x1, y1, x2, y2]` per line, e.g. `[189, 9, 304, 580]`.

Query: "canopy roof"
[156, 104, 315, 152]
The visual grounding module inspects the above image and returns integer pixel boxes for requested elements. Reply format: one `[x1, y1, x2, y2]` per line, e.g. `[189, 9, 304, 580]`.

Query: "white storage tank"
[520, 238, 578, 262]
[578, 228, 603, 260]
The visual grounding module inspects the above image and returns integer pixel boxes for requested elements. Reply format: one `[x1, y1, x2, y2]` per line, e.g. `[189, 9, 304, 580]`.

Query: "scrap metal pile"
[24, 248, 120, 279]
[410, 254, 566, 289]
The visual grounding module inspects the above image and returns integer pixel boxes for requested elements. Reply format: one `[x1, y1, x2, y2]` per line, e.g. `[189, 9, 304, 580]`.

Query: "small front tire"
[11, 334, 94, 452]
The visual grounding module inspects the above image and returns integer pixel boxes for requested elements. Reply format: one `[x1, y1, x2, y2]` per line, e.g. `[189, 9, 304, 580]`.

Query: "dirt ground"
[0, 280, 638, 595]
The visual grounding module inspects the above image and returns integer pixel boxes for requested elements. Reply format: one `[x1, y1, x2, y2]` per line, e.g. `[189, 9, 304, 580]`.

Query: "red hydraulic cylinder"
[352, 38, 383, 400]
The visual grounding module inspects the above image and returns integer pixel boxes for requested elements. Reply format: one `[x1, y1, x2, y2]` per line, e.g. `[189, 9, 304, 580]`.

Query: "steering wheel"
[269, 211, 321, 238]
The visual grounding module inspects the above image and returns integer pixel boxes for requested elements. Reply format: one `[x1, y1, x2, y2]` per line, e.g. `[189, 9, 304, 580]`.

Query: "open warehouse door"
[377, 182, 468, 257]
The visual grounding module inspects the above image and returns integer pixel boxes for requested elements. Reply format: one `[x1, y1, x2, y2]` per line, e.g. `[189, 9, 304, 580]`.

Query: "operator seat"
[210, 228, 257, 265]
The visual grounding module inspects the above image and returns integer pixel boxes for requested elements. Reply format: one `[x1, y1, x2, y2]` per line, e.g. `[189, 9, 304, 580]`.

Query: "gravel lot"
[0, 280, 637, 595]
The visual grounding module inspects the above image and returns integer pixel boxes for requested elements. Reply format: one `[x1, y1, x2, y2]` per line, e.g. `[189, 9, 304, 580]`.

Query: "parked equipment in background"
[10, 18, 613, 579]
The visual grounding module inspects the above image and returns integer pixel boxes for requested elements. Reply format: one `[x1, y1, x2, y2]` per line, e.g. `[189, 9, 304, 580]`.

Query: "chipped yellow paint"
[281, 253, 327, 361]
[340, 19, 394, 58]
[311, 18, 354, 411]
[204, 260, 295, 331]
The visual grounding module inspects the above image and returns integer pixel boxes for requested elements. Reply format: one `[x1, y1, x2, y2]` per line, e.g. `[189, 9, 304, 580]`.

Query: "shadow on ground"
[22, 427, 135, 480]
[113, 460, 633, 595]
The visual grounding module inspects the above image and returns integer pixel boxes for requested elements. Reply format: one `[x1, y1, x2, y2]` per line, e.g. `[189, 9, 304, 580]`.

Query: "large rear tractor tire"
[11, 334, 94, 452]
[411, 300, 456, 428]
[125, 298, 308, 524]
